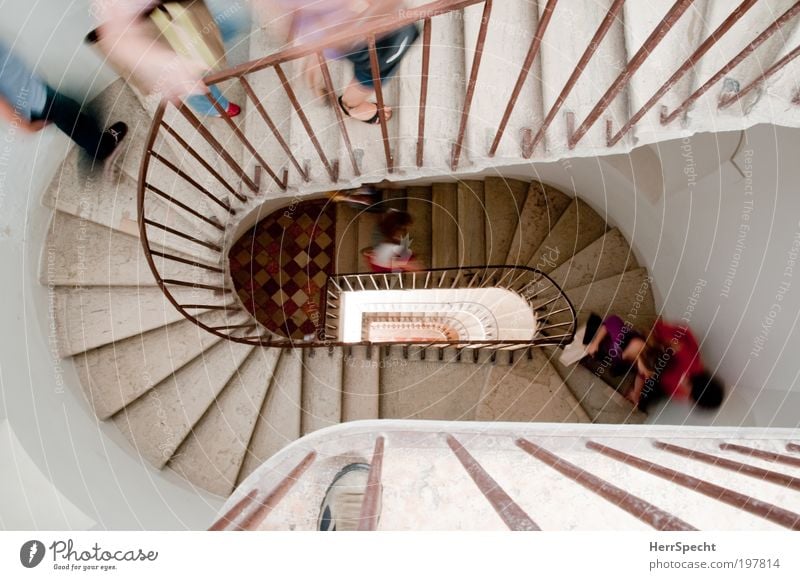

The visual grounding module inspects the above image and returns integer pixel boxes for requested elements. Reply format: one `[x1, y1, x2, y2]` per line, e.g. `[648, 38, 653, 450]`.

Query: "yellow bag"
[149, 1, 227, 72]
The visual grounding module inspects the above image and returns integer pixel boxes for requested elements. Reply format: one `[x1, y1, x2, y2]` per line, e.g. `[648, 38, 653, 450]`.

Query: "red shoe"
[226, 102, 241, 117]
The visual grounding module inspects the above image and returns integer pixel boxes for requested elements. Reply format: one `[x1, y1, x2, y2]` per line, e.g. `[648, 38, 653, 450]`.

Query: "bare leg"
[341, 79, 393, 122]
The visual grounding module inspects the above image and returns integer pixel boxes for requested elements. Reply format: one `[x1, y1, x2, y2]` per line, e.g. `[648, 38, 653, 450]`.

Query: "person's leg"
[205, 0, 252, 45]
[185, 85, 236, 116]
[39, 88, 113, 159]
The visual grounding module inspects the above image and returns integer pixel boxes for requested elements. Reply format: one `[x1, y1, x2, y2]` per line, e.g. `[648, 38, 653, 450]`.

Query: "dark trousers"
[34, 87, 112, 160]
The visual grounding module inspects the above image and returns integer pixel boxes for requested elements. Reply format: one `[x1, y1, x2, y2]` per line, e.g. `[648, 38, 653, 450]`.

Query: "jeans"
[34, 87, 113, 160]
[186, 0, 251, 116]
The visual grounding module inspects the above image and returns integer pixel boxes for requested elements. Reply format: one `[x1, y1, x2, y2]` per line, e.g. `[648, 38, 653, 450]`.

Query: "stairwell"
[38, 0, 800, 500]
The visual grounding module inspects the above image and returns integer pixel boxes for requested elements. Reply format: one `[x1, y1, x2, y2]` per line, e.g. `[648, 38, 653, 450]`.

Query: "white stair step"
[114, 339, 255, 468]
[238, 349, 303, 483]
[475, 349, 589, 423]
[566, 268, 657, 322]
[42, 150, 221, 263]
[687, 0, 799, 124]
[301, 347, 344, 436]
[468, 439, 651, 530]
[548, 228, 639, 291]
[430, 182, 459, 268]
[538, 0, 629, 156]
[52, 286, 217, 357]
[462, 1, 542, 160]
[483, 177, 528, 265]
[527, 198, 606, 273]
[169, 346, 281, 496]
[457, 180, 485, 265]
[505, 180, 572, 266]
[547, 347, 645, 424]
[73, 310, 243, 419]
[44, 212, 226, 288]
[379, 440, 508, 530]
[379, 349, 491, 421]
[396, 8, 465, 171]
[341, 345, 380, 422]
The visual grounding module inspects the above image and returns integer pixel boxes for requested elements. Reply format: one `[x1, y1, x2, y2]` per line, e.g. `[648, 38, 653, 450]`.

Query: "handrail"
[137, 0, 796, 352]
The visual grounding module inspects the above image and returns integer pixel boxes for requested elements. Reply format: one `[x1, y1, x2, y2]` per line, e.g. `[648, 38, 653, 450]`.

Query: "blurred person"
[583, 313, 664, 408]
[647, 318, 725, 411]
[267, 0, 419, 123]
[362, 209, 422, 272]
[87, 0, 246, 117]
[0, 40, 127, 163]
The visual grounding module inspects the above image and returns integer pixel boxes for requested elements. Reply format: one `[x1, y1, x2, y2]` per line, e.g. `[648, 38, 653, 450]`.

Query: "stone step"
[301, 347, 344, 436]
[237, 349, 303, 483]
[430, 182, 459, 268]
[405, 186, 433, 269]
[462, 1, 543, 160]
[44, 211, 225, 288]
[565, 267, 657, 323]
[546, 347, 646, 424]
[334, 203, 360, 274]
[457, 180, 486, 266]
[475, 348, 589, 423]
[527, 198, 607, 273]
[42, 150, 221, 264]
[379, 346, 491, 421]
[73, 310, 235, 419]
[169, 346, 282, 497]
[396, 5, 466, 171]
[537, 0, 630, 156]
[548, 228, 639, 291]
[506, 180, 572, 266]
[52, 286, 219, 357]
[113, 339, 255, 468]
[341, 345, 381, 422]
[483, 177, 528, 265]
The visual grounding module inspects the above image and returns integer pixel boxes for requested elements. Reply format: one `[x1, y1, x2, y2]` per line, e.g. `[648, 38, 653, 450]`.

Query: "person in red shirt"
[639, 319, 724, 410]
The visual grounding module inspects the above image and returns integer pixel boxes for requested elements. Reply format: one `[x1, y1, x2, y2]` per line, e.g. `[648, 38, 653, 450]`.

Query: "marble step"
[546, 347, 646, 424]
[548, 228, 639, 291]
[42, 150, 221, 264]
[114, 339, 255, 468]
[238, 349, 303, 483]
[475, 348, 589, 423]
[483, 177, 528, 265]
[537, 0, 631, 157]
[396, 4, 466, 172]
[341, 345, 381, 422]
[44, 211, 226, 288]
[379, 346, 492, 421]
[73, 310, 238, 419]
[430, 182, 459, 268]
[405, 186, 433, 268]
[565, 267, 657, 324]
[506, 180, 572, 266]
[461, 0, 543, 161]
[527, 198, 607, 273]
[301, 347, 344, 436]
[169, 346, 282, 496]
[334, 203, 360, 274]
[457, 180, 486, 266]
[52, 286, 219, 357]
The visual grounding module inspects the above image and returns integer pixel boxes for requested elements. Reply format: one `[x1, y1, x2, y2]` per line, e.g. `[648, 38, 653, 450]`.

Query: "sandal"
[338, 95, 390, 124]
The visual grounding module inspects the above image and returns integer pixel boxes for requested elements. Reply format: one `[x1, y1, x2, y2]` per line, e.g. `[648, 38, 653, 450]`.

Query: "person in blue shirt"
[0, 41, 127, 162]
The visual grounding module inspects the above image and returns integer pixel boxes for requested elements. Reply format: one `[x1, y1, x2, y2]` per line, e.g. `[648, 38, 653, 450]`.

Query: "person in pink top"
[646, 319, 724, 410]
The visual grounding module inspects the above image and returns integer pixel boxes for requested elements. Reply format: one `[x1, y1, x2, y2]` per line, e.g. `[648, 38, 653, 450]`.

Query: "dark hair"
[379, 210, 412, 241]
[690, 371, 724, 409]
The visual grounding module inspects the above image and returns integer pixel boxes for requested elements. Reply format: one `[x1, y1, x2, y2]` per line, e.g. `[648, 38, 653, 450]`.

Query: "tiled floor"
[229, 200, 336, 340]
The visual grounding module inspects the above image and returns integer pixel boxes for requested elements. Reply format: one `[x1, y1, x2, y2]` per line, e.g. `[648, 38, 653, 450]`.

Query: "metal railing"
[323, 265, 576, 350]
[137, 0, 800, 349]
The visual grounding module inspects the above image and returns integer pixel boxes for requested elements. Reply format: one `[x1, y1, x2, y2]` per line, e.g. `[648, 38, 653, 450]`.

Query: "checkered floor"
[229, 200, 336, 340]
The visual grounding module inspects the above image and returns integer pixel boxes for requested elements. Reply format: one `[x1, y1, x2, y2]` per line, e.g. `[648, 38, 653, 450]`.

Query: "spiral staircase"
[40, 0, 800, 500]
